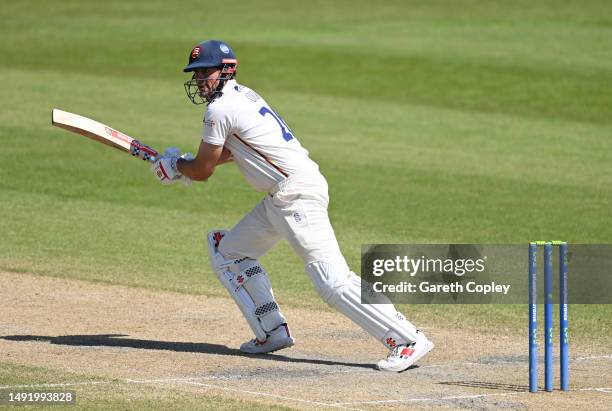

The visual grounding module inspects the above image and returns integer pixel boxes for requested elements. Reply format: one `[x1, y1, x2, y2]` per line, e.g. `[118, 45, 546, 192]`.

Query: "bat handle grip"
[130, 140, 159, 163]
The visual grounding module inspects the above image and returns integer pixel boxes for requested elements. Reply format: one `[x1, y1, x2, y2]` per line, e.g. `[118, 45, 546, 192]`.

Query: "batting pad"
[306, 261, 419, 349]
[230, 258, 286, 333]
[206, 230, 285, 341]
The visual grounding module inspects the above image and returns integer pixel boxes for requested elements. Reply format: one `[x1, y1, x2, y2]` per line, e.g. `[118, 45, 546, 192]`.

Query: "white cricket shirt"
[202, 80, 321, 192]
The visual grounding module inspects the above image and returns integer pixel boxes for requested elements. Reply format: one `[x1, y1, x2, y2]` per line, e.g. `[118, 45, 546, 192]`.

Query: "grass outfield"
[1, 0, 611, 358]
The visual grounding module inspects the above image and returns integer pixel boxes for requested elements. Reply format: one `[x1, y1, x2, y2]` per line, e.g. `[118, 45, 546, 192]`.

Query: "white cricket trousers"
[219, 172, 348, 269]
[218, 172, 420, 349]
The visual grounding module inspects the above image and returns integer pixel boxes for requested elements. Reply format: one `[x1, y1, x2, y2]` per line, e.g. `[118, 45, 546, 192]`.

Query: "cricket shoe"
[376, 331, 434, 372]
[240, 323, 294, 354]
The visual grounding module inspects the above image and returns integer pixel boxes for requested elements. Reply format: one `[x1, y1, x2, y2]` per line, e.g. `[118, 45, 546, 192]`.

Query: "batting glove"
[151, 147, 182, 185]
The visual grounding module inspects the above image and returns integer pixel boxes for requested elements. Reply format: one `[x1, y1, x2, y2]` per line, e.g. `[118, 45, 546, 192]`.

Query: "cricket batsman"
[151, 39, 434, 372]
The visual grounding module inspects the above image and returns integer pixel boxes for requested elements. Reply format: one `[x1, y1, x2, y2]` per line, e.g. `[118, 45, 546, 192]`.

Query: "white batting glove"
[151, 147, 182, 185]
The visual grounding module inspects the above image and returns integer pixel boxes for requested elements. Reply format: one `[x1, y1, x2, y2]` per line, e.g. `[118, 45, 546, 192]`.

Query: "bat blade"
[51, 109, 158, 162]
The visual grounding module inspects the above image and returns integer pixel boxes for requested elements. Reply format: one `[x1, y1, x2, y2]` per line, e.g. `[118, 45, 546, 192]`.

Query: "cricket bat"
[51, 109, 159, 162]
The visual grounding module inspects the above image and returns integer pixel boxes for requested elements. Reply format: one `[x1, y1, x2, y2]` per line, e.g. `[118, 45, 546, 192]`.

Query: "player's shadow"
[0, 334, 374, 369]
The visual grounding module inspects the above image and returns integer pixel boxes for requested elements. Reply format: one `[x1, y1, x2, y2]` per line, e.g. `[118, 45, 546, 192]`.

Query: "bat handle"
[130, 140, 159, 163]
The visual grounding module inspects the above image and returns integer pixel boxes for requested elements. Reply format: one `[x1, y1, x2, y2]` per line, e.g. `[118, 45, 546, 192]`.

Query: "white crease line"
[409, 353, 612, 371]
[1, 352, 610, 389]
[126, 376, 229, 383]
[183, 381, 364, 411]
[2, 378, 610, 408]
[575, 354, 612, 361]
[337, 387, 612, 405]
[2, 351, 610, 388]
[3, 352, 611, 389]
[0, 381, 111, 389]
[579, 387, 612, 393]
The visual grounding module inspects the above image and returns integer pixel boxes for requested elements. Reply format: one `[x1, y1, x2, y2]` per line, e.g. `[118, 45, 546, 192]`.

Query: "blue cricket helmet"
[183, 40, 239, 105]
[183, 40, 238, 72]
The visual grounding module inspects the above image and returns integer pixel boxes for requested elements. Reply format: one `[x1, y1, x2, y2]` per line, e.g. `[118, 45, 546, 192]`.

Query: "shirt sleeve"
[202, 103, 232, 146]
